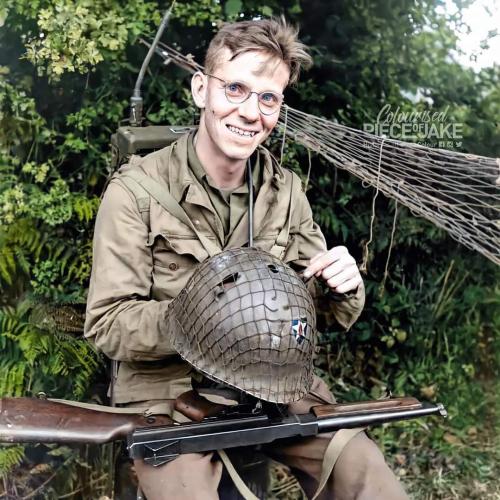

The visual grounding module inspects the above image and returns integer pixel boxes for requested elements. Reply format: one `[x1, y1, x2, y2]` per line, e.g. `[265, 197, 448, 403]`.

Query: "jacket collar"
[161, 131, 289, 248]
[165, 132, 287, 200]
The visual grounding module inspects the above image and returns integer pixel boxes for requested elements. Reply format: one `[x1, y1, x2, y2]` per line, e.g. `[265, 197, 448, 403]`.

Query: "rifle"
[0, 392, 446, 467]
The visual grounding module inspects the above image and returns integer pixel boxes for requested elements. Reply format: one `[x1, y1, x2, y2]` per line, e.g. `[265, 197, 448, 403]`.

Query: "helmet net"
[167, 247, 317, 403]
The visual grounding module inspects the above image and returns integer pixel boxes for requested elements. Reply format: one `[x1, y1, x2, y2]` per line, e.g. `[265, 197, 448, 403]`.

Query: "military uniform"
[84, 132, 407, 499]
[84, 132, 364, 404]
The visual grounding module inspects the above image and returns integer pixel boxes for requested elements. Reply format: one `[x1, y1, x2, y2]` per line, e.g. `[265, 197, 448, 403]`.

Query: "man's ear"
[191, 71, 207, 109]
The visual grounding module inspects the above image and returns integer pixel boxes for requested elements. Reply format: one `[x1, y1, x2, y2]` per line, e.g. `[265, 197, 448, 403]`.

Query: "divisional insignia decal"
[291, 317, 308, 345]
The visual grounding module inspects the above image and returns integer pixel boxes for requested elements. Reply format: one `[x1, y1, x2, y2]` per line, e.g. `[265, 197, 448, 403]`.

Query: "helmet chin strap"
[247, 158, 254, 247]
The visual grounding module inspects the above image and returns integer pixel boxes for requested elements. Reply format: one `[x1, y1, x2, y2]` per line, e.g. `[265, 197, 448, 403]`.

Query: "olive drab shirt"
[84, 132, 365, 404]
[187, 132, 262, 241]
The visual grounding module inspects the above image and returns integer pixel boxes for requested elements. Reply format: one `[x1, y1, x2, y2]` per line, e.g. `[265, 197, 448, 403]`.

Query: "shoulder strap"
[115, 172, 151, 228]
[120, 169, 220, 258]
[311, 427, 366, 500]
[218, 450, 260, 500]
[48, 398, 147, 414]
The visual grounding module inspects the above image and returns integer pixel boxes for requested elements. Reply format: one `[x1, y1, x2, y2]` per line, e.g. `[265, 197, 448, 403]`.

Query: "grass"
[269, 377, 499, 499]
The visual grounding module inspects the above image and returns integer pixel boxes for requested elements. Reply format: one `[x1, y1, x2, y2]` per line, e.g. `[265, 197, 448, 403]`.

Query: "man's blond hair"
[205, 17, 312, 85]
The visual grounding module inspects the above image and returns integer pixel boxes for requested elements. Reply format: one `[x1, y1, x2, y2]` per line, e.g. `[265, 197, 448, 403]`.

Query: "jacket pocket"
[148, 232, 211, 262]
[147, 233, 205, 300]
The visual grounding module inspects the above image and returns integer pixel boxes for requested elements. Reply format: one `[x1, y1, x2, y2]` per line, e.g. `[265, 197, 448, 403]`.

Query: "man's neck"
[194, 132, 246, 190]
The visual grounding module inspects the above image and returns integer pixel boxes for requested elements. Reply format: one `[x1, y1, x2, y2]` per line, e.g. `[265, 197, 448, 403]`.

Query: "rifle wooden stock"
[0, 398, 172, 444]
[312, 397, 422, 418]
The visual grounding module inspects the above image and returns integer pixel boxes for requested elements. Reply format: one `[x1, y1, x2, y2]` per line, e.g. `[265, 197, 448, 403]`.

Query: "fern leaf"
[0, 446, 26, 474]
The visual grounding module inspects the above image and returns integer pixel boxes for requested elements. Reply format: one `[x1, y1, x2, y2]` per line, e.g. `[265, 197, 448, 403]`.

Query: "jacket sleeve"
[287, 174, 365, 330]
[84, 180, 176, 361]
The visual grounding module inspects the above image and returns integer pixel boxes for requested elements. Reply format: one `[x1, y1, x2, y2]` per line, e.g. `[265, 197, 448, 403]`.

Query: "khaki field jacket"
[84, 133, 365, 403]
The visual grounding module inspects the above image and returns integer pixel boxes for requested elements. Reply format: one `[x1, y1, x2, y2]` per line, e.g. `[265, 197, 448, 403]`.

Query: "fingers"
[321, 259, 349, 281]
[304, 246, 362, 294]
[332, 275, 362, 294]
[304, 246, 348, 279]
[306, 251, 327, 278]
[309, 250, 326, 263]
[325, 266, 358, 289]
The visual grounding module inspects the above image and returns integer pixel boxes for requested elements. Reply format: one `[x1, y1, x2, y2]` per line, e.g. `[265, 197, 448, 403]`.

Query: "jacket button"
[168, 263, 179, 271]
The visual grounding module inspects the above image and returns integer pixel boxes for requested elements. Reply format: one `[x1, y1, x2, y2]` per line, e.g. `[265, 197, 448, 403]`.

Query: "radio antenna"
[129, 1, 176, 126]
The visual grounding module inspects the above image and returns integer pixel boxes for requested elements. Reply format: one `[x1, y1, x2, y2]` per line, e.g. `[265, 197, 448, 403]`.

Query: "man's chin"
[223, 144, 260, 161]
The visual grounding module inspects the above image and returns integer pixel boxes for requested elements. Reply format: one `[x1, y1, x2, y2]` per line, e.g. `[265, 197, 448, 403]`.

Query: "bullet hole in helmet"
[215, 272, 240, 299]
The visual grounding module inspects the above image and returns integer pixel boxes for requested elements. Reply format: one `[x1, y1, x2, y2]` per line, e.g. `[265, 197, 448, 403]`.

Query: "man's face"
[193, 49, 290, 163]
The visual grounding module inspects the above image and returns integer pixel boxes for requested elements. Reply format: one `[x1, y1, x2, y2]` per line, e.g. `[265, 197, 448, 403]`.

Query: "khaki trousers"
[128, 376, 408, 500]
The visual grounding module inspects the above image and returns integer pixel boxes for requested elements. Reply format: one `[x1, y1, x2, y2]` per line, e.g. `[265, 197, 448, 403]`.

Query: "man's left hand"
[303, 246, 362, 294]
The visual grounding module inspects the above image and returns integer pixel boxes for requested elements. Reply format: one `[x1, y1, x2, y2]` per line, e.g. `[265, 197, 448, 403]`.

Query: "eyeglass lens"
[224, 82, 281, 115]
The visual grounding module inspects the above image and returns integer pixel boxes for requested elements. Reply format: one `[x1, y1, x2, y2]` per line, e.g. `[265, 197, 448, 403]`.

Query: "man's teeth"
[227, 125, 257, 137]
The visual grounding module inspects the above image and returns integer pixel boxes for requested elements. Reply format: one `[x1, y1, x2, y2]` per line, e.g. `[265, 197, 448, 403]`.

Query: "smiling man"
[85, 18, 408, 499]
[191, 49, 288, 189]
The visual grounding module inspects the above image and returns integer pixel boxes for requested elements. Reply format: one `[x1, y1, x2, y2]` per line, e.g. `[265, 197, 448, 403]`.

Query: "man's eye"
[226, 83, 245, 95]
[260, 92, 279, 105]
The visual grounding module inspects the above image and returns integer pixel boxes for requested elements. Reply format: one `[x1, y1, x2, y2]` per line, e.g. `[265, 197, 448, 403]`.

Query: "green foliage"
[0, 302, 100, 398]
[4, 0, 161, 78]
[1, 443, 112, 496]
[174, 0, 223, 27]
[0, 446, 25, 474]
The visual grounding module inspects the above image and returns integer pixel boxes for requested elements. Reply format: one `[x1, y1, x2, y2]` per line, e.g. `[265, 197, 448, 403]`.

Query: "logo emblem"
[291, 318, 308, 345]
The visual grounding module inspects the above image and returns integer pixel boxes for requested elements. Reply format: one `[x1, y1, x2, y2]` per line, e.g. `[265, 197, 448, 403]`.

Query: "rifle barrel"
[128, 402, 446, 466]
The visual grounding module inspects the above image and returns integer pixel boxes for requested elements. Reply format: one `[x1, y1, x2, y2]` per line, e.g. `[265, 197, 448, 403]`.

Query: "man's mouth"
[226, 125, 258, 138]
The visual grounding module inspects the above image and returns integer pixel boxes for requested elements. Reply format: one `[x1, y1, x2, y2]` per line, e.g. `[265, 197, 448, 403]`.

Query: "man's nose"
[238, 93, 260, 121]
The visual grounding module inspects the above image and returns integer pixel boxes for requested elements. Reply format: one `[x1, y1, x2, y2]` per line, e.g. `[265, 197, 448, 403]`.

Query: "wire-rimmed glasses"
[205, 74, 284, 115]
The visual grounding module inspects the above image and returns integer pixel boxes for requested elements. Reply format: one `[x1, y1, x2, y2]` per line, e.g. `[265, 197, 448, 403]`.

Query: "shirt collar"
[187, 131, 260, 192]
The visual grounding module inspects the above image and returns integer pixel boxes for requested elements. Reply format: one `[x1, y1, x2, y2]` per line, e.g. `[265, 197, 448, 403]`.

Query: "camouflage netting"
[167, 248, 317, 403]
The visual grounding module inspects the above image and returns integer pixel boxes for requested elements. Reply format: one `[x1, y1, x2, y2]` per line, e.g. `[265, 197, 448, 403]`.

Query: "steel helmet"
[167, 247, 317, 403]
